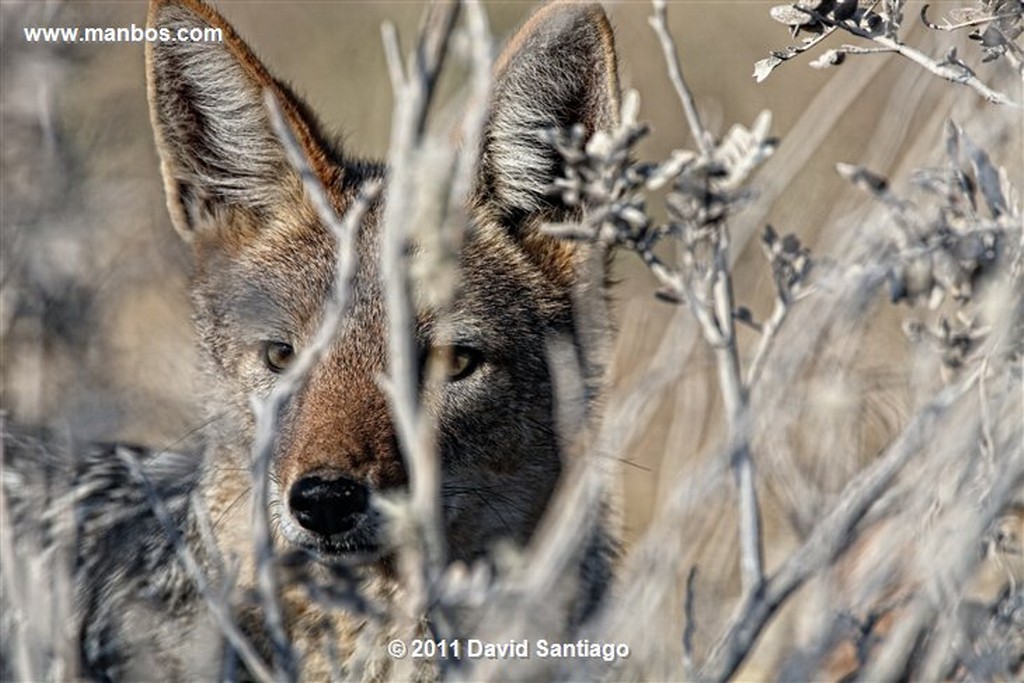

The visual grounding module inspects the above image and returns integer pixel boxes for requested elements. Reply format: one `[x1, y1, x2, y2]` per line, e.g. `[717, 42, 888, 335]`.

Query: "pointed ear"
[478, 1, 620, 223]
[146, 0, 336, 241]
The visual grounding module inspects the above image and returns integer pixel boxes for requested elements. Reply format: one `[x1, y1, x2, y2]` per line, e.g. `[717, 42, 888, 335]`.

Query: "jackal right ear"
[474, 2, 620, 287]
[146, 0, 335, 241]
[478, 2, 620, 221]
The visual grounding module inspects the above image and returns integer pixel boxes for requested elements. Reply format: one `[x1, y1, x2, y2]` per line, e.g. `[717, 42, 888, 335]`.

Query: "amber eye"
[447, 345, 482, 382]
[261, 341, 296, 374]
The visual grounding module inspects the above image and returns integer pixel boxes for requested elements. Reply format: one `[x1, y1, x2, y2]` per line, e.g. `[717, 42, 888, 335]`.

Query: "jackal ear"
[478, 2, 620, 224]
[146, 0, 334, 241]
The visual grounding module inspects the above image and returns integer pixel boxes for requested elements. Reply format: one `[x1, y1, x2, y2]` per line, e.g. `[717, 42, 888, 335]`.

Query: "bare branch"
[380, 3, 460, 586]
[745, 297, 789, 389]
[246, 91, 383, 681]
[646, 2, 772, 600]
[754, 24, 840, 82]
[810, 7, 1019, 105]
[649, 0, 714, 156]
[682, 566, 698, 679]
[920, 4, 1022, 32]
[377, 3, 494, 642]
[699, 368, 982, 682]
[708, 227, 765, 597]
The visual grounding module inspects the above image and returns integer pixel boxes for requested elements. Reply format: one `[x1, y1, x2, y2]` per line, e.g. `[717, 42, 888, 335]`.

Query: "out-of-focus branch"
[379, 4, 459, 594]
[746, 226, 812, 388]
[744, 297, 788, 389]
[710, 231, 765, 599]
[0, 451, 66, 683]
[247, 92, 382, 682]
[682, 565, 698, 678]
[649, 0, 713, 156]
[699, 367, 982, 682]
[378, 2, 493, 641]
[649, 0, 766, 599]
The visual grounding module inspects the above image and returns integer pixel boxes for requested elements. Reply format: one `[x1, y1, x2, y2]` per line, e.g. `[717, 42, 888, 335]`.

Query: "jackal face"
[146, 0, 619, 565]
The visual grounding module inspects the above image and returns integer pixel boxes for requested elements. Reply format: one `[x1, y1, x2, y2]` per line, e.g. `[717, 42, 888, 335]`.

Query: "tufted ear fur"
[478, 1, 620, 225]
[145, 0, 338, 241]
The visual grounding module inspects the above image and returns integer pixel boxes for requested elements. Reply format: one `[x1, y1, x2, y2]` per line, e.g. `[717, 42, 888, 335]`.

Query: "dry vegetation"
[2, 0, 1022, 681]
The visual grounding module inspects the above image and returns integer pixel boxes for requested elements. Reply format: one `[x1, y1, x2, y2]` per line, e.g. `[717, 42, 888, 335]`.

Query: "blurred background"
[2, 0, 1021, 673]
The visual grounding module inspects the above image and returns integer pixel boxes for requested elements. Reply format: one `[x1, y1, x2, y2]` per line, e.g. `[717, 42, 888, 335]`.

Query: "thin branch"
[381, 22, 405, 94]
[247, 91, 382, 681]
[698, 368, 982, 682]
[710, 230, 765, 597]
[754, 24, 840, 81]
[876, 36, 1015, 105]
[807, 8, 1019, 105]
[0, 456, 49, 682]
[682, 565, 698, 679]
[649, 0, 714, 156]
[378, 0, 461, 616]
[745, 225, 809, 389]
[862, 440, 1024, 681]
[745, 295, 789, 389]
[920, 4, 1021, 32]
[637, 246, 724, 345]
[514, 335, 607, 597]
[834, 44, 898, 55]
[650, 0, 766, 599]
[445, 0, 492, 228]
[384, 3, 492, 660]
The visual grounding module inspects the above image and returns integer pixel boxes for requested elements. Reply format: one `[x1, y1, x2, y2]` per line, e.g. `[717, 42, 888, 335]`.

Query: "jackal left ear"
[145, 0, 335, 241]
[477, 2, 620, 228]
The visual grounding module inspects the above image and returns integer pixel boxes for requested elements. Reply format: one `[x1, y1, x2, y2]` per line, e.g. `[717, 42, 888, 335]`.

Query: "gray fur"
[1, 424, 211, 680]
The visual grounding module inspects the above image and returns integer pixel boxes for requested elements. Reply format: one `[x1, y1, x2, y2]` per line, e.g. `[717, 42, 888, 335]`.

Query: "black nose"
[288, 474, 369, 536]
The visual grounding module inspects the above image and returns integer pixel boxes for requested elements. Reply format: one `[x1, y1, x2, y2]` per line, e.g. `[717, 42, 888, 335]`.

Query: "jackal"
[3, 0, 620, 678]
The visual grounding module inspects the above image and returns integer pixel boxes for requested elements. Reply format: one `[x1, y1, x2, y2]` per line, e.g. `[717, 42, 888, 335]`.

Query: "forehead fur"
[191, 191, 574, 349]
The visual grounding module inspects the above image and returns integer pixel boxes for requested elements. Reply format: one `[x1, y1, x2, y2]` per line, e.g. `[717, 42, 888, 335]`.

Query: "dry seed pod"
[770, 4, 820, 27]
[810, 49, 847, 68]
[814, 0, 837, 15]
[858, 10, 884, 34]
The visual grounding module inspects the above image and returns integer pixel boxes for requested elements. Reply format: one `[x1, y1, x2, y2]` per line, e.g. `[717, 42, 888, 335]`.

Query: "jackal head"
[146, 0, 619, 567]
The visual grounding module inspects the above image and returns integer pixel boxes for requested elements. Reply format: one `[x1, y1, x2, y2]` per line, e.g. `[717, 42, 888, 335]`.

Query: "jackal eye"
[420, 345, 483, 384]
[447, 345, 482, 382]
[261, 341, 295, 374]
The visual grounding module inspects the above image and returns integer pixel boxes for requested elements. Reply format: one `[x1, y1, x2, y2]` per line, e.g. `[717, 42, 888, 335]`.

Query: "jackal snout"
[275, 353, 407, 552]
